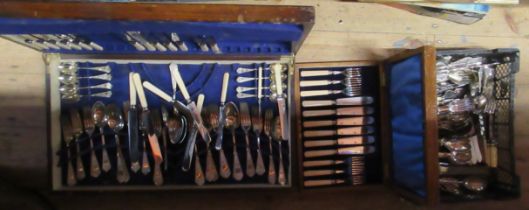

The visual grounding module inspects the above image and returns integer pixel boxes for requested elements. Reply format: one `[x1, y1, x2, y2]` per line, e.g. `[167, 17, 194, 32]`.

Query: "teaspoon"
[106, 104, 130, 183]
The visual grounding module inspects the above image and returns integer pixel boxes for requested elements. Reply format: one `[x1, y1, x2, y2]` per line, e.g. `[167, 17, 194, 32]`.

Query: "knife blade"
[303, 126, 374, 138]
[169, 63, 212, 145]
[127, 73, 140, 172]
[303, 107, 374, 117]
[303, 136, 375, 148]
[303, 116, 374, 128]
[304, 146, 376, 158]
[301, 96, 374, 107]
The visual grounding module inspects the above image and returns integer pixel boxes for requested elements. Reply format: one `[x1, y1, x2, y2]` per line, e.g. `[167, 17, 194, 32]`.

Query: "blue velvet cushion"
[387, 55, 426, 197]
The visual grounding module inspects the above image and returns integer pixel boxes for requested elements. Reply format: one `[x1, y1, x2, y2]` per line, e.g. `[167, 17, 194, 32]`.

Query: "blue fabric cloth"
[387, 55, 426, 197]
[0, 18, 303, 55]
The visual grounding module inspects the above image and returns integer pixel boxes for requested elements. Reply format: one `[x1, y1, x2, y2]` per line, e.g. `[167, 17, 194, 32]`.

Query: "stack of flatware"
[299, 67, 377, 188]
[58, 62, 113, 103]
[2, 34, 103, 51]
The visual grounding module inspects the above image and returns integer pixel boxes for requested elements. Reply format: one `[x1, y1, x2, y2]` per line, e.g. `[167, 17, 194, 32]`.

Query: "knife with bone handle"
[141, 81, 198, 172]
[300, 80, 341, 87]
[302, 97, 374, 108]
[127, 73, 141, 172]
[169, 63, 211, 145]
[303, 107, 374, 117]
[303, 126, 375, 138]
[304, 146, 376, 158]
[132, 73, 163, 186]
[303, 136, 375, 148]
[300, 70, 344, 77]
[303, 116, 374, 128]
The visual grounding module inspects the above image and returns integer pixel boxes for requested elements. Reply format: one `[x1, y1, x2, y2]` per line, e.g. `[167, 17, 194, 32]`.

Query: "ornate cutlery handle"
[100, 128, 111, 172]
[268, 138, 276, 184]
[245, 133, 255, 178]
[277, 142, 286, 186]
[153, 163, 163, 186]
[255, 141, 266, 176]
[141, 141, 151, 175]
[66, 149, 77, 186]
[75, 142, 86, 180]
[88, 91, 112, 98]
[232, 134, 244, 181]
[302, 110, 336, 117]
[302, 100, 335, 107]
[194, 147, 205, 186]
[115, 134, 130, 184]
[89, 136, 101, 178]
[219, 149, 231, 179]
[79, 74, 112, 81]
[78, 83, 112, 90]
[205, 147, 219, 182]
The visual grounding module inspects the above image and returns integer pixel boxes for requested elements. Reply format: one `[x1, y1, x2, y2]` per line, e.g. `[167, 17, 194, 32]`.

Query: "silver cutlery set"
[3, 34, 103, 51]
[300, 67, 376, 188]
[60, 61, 290, 186]
[436, 56, 508, 197]
[124, 32, 221, 54]
[58, 62, 113, 103]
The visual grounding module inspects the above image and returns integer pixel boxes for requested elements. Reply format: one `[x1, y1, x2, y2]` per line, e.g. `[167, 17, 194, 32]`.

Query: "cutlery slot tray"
[50, 58, 294, 189]
[295, 63, 382, 188]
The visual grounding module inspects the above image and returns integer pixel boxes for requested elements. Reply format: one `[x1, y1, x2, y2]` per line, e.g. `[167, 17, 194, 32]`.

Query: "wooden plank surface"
[0, 1, 528, 209]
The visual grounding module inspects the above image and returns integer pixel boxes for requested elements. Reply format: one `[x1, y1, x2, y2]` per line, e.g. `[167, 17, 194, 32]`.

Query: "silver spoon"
[106, 104, 130, 183]
[439, 150, 472, 165]
[202, 105, 219, 182]
[440, 138, 471, 152]
[225, 102, 243, 181]
[92, 101, 111, 172]
[439, 177, 488, 193]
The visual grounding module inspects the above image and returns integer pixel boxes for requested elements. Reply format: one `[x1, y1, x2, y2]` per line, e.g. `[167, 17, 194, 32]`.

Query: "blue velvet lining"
[0, 18, 303, 55]
[387, 55, 426, 197]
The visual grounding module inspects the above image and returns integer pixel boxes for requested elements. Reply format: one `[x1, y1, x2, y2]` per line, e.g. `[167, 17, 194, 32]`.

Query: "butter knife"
[302, 97, 374, 108]
[303, 107, 374, 117]
[303, 126, 375, 138]
[304, 136, 375, 148]
[303, 116, 374, 128]
[127, 73, 141, 172]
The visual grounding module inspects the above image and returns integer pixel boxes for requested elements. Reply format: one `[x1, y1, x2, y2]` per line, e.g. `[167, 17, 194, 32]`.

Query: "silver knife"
[215, 72, 230, 150]
[302, 97, 374, 108]
[303, 126, 375, 138]
[303, 136, 375, 148]
[127, 73, 141, 172]
[169, 63, 211, 145]
[304, 146, 376, 158]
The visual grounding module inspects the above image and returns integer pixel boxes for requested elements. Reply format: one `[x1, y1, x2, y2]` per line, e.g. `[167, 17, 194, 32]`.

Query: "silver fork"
[264, 109, 276, 184]
[239, 103, 255, 177]
[251, 106, 265, 176]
